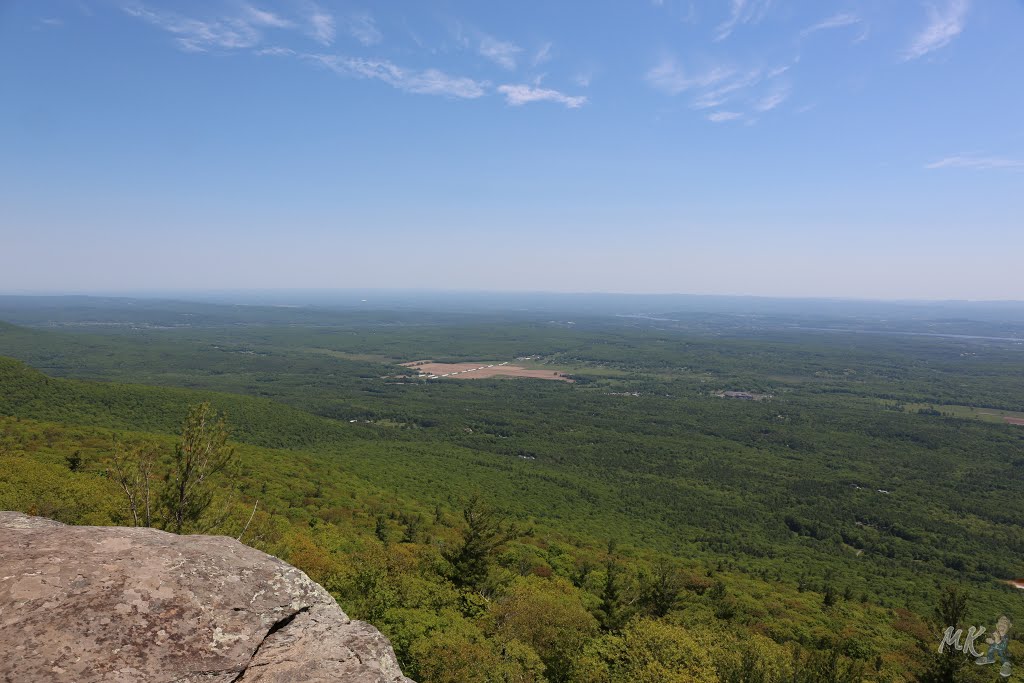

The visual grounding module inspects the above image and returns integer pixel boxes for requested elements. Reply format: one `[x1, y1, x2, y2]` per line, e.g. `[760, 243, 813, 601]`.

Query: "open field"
[401, 360, 573, 381]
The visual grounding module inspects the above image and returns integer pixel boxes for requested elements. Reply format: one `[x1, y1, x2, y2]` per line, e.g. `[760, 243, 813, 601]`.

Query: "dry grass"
[400, 360, 572, 382]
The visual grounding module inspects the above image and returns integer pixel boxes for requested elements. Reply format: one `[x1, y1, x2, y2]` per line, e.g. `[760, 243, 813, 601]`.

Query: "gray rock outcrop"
[0, 512, 414, 682]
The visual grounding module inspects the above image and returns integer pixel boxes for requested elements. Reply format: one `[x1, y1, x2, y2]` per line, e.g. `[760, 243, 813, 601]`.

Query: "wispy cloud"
[716, 0, 772, 41]
[766, 61, 794, 78]
[926, 155, 1023, 170]
[708, 111, 742, 122]
[478, 34, 522, 70]
[124, 2, 307, 53]
[255, 46, 295, 57]
[645, 57, 734, 95]
[308, 54, 487, 99]
[308, 4, 335, 46]
[243, 4, 292, 29]
[344, 12, 381, 46]
[124, 5, 262, 52]
[904, 0, 969, 60]
[497, 84, 586, 108]
[801, 12, 860, 37]
[689, 67, 763, 108]
[127, 3, 588, 108]
[753, 87, 789, 112]
[532, 42, 553, 67]
[647, 54, 794, 121]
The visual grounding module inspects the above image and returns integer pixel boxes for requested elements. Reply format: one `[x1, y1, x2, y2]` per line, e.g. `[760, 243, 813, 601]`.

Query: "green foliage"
[3, 300, 1024, 682]
[161, 402, 236, 533]
[489, 576, 599, 682]
[443, 495, 518, 590]
[640, 559, 686, 618]
[597, 554, 627, 631]
[107, 402, 237, 532]
[574, 618, 716, 683]
[916, 586, 976, 683]
[109, 439, 159, 527]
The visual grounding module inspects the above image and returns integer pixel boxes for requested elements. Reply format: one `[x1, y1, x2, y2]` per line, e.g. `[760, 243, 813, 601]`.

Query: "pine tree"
[916, 585, 970, 683]
[160, 402, 236, 534]
[443, 495, 517, 589]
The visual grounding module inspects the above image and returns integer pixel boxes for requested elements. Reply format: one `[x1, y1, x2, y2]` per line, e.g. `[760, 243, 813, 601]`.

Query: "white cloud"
[689, 68, 762, 108]
[308, 55, 487, 99]
[532, 42, 553, 67]
[926, 155, 1023, 170]
[125, 4, 490, 103]
[497, 84, 587, 108]
[255, 46, 295, 57]
[647, 54, 796, 121]
[753, 87, 789, 112]
[716, 0, 772, 41]
[801, 13, 860, 37]
[574, 72, 593, 88]
[123, 5, 262, 52]
[345, 12, 381, 46]
[125, 3, 296, 52]
[708, 111, 742, 122]
[243, 4, 292, 29]
[645, 57, 733, 95]
[308, 5, 336, 45]
[904, 0, 969, 60]
[478, 34, 522, 70]
[647, 56, 792, 119]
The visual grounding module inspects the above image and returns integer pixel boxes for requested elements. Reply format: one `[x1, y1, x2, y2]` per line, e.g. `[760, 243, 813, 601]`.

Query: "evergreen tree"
[643, 558, 684, 618]
[160, 402, 236, 534]
[598, 556, 625, 631]
[109, 402, 236, 533]
[443, 495, 517, 589]
[917, 585, 971, 683]
[375, 515, 389, 544]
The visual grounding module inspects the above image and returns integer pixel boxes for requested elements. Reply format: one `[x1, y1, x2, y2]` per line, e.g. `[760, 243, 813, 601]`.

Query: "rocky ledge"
[0, 512, 414, 682]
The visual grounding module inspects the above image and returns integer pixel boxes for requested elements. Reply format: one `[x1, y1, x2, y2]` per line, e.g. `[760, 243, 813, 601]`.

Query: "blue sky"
[1, 1, 1022, 299]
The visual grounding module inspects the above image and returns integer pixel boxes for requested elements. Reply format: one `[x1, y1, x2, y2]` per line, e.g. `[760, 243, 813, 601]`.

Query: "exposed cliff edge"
[0, 512, 414, 682]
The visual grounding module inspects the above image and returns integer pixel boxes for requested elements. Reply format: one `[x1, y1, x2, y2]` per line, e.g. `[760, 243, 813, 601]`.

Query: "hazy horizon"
[3, 288, 1024, 307]
[3, 1, 1022, 299]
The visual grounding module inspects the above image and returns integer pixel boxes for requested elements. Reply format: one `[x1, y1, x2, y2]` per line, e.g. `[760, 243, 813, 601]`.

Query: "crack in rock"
[0, 512, 415, 682]
[229, 606, 311, 682]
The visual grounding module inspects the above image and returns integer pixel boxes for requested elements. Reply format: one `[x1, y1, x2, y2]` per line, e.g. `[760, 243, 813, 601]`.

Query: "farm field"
[401, 359, 573, 381]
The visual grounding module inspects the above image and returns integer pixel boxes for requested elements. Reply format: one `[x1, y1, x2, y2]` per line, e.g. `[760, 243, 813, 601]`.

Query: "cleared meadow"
[401, 360, 572, 381]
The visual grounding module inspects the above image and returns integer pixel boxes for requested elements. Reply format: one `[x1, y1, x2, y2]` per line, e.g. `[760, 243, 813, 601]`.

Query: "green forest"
[1, 297, 1022, 682]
